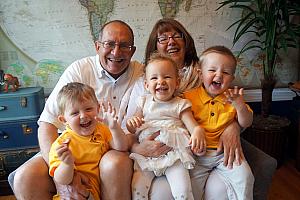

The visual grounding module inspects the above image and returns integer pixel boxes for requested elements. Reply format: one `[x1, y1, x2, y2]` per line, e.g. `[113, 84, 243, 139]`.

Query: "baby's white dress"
[129, 94, 195, 176]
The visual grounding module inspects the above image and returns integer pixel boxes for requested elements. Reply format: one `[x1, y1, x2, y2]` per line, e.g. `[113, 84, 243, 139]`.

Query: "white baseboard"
[244, 88, 296, 102]
[45, 88, 296, 102]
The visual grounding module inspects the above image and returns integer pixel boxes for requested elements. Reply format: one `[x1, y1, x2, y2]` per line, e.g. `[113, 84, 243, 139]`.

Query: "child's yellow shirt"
[183, 86, 252, 148]
[49, 123, 112, 199]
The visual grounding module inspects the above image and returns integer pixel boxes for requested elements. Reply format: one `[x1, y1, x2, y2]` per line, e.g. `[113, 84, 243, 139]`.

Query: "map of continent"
[5, 62, 34, 87]
[158, 0, 192, 18]
[35, 60, 67, 93]
[79, 0, 115, 41]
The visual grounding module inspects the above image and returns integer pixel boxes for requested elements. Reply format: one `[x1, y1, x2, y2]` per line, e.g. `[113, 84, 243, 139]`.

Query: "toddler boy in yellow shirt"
[184, 46, 254, 200]
[48, 82, 128, 199]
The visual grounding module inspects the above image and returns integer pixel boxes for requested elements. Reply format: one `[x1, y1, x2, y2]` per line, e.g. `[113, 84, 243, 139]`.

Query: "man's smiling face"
[95, 22, 136, 79]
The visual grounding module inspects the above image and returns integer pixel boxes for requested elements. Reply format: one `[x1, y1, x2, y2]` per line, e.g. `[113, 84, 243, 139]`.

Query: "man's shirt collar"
[95, 54, 129, 83]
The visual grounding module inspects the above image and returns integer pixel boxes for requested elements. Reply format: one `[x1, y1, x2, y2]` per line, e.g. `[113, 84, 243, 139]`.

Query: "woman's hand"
[217, 121, 244, 169]
[131, 131, 172, 157]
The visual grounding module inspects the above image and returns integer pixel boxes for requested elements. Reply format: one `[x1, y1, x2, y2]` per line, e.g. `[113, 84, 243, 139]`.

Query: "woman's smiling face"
[156, 29, 186, 69]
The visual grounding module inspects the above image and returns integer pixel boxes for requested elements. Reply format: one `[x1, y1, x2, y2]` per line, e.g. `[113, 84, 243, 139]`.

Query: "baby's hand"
[98, 101, 118, 129]
[126, 116, 144, 134]
[56, 138, 74, 165]
[189, 126, 206, 156]
[224, 86, 245, 108]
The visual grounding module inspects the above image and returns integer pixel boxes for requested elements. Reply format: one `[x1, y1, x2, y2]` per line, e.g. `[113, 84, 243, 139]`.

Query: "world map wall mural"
[0, 0, 298, 95]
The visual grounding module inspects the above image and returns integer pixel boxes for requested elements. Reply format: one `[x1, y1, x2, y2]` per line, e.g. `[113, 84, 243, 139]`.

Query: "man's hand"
[56, 171, 90, 200]
[217, 121, 244, 169]
[132, 131, 172, 157]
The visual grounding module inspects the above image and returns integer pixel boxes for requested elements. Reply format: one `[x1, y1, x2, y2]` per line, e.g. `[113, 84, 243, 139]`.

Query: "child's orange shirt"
[183, 86, 252, 148]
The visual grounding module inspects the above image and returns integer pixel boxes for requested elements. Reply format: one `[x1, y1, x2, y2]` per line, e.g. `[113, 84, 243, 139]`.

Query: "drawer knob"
[22, 124, 33, 135]
[0, 131, 9, 139]
[20, 97, 27, 107]
[0, 106, 6, 111]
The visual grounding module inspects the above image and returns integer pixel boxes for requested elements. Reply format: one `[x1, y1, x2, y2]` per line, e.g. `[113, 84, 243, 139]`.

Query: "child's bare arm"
[53, 139, 75, 185]
[100, 102, 128, 151]
[190, 126, 207, 156]
[180, 108, 206, 155]
[224, 86, 253, 128]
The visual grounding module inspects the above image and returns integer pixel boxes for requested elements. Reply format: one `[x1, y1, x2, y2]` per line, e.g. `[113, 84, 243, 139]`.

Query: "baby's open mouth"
[156, 87, 168, 92]
[80, 121, 92, 128]
[212, 81, 221, 87]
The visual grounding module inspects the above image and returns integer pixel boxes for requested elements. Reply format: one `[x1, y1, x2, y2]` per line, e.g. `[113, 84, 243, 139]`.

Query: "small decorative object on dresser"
[0, 87, 45, 195]
[0, 70, 20, 93]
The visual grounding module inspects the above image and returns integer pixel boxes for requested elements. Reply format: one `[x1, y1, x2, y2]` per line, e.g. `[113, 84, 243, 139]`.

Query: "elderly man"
[11, 20, 143, 200]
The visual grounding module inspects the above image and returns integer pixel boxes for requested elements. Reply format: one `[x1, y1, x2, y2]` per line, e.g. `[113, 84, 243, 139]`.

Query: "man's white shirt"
[38, 55, 143, 131]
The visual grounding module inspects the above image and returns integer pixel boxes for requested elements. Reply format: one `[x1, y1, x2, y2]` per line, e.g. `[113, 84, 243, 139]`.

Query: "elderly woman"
[125, 18, 244, 199]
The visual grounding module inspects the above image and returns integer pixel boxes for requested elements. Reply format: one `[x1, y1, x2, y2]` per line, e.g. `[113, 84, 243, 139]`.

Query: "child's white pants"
[190, 152, 254, 200]
[132, 160, 194, 200]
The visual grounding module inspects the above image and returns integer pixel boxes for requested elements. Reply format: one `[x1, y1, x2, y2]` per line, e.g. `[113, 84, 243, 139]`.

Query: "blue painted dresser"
[0, 87, 45, 195]
[0, 87, 45, 149]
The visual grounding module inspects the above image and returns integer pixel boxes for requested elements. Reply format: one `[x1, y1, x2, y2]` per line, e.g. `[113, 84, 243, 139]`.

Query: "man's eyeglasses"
[98, 41, 134, 52]
[157, 33, 184, 44]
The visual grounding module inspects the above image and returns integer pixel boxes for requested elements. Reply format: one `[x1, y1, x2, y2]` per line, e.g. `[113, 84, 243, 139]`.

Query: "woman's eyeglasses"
[157, 33, 184, 44]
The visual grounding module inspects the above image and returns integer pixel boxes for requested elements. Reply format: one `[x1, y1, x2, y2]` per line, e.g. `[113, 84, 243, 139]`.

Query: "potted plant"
[217, 0, 300, 165]
[217, 0, 300, 117]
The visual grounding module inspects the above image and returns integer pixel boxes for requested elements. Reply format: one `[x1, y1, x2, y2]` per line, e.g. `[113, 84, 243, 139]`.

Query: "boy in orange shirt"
[49, 82, 128, 200]
[184, 46, 254, 200]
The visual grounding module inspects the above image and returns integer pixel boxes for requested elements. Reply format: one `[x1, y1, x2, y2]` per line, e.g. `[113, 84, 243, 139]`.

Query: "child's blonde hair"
[199, 45, 237, 70]
[145, 52, 179, 78]
[57, 82, 98, 115]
